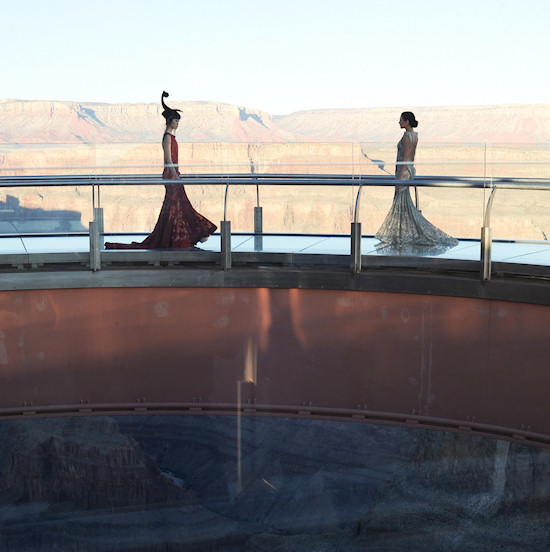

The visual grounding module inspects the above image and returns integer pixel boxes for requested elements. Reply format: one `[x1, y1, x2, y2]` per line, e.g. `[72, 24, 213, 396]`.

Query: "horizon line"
[1, 98, 549, 117]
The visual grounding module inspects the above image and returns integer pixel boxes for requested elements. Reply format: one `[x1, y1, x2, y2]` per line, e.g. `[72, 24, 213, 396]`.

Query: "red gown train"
[105, 134, 216, 249]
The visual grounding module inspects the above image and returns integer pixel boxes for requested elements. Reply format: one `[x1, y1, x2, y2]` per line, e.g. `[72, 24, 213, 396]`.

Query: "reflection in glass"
[375, 241, 459, 257]
[0, 415, 549, 551]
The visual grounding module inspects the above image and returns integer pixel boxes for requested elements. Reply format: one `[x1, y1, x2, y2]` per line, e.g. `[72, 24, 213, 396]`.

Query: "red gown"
[105, 134, 216, 249]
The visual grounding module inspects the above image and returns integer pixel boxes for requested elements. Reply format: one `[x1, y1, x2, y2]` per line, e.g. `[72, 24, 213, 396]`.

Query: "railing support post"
[254, 206, 263, 251]
[351, 222, 362, 274]
[414, 186, 421, 212]
[481, 185, 497, 282]
[221, 220, 232, 270]
[481, 225, 492, 281]
[94, 207, 104, 249]
[89, 220, 101, 272]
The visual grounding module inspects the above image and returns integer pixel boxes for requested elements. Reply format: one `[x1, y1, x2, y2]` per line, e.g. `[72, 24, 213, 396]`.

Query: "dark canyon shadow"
[0, 415, 549, 552]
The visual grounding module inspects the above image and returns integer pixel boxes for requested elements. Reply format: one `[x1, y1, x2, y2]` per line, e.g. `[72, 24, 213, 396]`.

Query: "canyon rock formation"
[0, 417, 238, 551]
[1, 98, 550, 144]
[1, 99, 549, 241]
[0, 99, 304, 144]
[277, 103, 550, 144]
[1, 415, 549, 551]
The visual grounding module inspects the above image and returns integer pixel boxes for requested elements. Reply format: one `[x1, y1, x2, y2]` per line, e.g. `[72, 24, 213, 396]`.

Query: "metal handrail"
[2, 172, 549, 203]
[2, 173, 549, 189]
[1, 173, 549, 277]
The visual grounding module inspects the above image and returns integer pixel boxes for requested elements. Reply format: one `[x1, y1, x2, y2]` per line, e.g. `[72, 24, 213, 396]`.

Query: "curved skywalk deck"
[1, 172, 549, 293]
[1, 171, 549, 552]
[0, 173, 550, 448]
[0, 230, 549, 448]
[0, 232, 549, 306]
[2, 231, 549, 266]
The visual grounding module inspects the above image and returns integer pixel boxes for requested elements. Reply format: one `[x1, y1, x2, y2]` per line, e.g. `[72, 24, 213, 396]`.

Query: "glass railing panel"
[232, 181, 354, 235]
[1, 141, 548, 263]
[0, 142, 99, 178]
[99, 160, 227, 238]
[489, 187, 550, 242]
[100, 180, 166, 236]
[484, 142, 550, 179]
[480, 144, 550, 243]
[355, 142, 488, 244]
[0, 184, 91, 236]
[353, 176, 487, 242]
[0, 142, 98, 237]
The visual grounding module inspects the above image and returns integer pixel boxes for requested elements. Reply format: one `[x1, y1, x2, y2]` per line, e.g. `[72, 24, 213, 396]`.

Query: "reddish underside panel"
[0, 287, 548, 435]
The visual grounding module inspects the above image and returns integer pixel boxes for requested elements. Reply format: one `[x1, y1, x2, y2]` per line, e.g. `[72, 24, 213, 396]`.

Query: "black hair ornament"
[161, 91, 181, 121]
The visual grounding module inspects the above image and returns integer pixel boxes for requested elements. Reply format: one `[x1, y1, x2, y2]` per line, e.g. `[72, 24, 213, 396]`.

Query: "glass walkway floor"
[1, 234, 549, 267]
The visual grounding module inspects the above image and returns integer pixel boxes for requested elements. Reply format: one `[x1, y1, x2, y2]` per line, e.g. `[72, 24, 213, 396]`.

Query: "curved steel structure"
[0, 172, 549, 447]
[0, 269, 549, 448]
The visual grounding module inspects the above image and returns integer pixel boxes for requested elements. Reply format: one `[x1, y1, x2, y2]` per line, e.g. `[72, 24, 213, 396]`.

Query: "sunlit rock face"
[276, 104, 550, 144]
[2, 99, 549, 241]
[1, 99, 549, 144]
[0, 415, 549, 550]
[0, 99, 302, 144]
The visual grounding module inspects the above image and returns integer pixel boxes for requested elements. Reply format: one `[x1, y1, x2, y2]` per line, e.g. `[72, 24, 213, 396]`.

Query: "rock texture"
[1, 415, 550, 550]
[0, 99, 304, 144]
[117, 416, 550, 552]
[277, 104, 550, 144]
[0, 417, 238, 551]
[1, 98, 550, 144]
[0, 417, 187, 509]
[1, 99, 549, 242]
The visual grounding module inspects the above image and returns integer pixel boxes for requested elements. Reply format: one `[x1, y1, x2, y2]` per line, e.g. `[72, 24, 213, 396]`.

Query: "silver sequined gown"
[375, 131, 458, 251]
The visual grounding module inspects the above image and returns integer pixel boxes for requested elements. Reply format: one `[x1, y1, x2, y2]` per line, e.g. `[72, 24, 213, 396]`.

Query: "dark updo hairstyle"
[161, 91, 181, 123]
[401, 111, 418, 128]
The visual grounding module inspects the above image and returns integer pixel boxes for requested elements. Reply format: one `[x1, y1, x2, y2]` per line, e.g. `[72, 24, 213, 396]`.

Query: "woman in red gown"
[105, 91, 217, 249]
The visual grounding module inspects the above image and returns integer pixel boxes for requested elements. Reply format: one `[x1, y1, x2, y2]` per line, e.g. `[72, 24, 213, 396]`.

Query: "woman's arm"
[162, 134, 179, 179]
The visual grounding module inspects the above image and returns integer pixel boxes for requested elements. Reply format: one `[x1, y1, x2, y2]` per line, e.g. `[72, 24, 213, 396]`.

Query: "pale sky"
[2, 0, 548, 114]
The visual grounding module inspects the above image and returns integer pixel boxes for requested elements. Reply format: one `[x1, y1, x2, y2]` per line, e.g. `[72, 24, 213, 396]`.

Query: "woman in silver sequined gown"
[375, 112, 458, 253]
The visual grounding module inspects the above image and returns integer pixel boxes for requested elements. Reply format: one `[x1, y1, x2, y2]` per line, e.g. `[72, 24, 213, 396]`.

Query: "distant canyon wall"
[1, 141, 548, 241]
[2, 98, 550, 144]
[0, 99, 549, 240]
